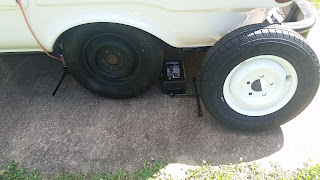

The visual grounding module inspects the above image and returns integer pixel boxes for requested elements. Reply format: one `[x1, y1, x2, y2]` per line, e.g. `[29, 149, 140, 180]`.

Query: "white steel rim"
[223, 55, 298, 116]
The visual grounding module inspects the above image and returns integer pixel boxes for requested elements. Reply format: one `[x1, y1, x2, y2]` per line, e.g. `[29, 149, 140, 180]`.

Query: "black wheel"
[200, 24, 319, 130]
[63, 23, 162, 98]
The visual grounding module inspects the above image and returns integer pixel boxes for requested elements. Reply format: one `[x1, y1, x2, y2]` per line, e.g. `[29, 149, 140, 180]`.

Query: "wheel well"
[62, 22, 164, 98]
[53, 22, 166, 54]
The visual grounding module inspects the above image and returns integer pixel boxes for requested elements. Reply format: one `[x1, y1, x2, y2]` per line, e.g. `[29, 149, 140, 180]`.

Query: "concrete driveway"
[1, 15, 320, 177]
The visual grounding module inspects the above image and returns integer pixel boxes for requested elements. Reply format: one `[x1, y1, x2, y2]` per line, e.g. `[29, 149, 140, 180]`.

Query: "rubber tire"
[63, 23, 162, 98]
[200, 24, 319, 131]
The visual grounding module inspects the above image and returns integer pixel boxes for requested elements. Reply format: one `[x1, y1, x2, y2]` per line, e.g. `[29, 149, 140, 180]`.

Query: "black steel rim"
[82, 33, 142, 86]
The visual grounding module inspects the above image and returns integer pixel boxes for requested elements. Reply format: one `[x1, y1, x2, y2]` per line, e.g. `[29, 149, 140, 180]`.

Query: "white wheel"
[223, 55, 298, 116]
[200, 24, 319, 130]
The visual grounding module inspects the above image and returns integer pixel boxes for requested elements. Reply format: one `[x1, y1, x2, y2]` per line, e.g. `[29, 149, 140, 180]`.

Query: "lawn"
[309, 0, 320, 9]
[1, 160, 320, 180]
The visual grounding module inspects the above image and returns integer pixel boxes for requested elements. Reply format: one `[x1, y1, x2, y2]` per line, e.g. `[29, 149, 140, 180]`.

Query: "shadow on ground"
[0, 49, 283, 175]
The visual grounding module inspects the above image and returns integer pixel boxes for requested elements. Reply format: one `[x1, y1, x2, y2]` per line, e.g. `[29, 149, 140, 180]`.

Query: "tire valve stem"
[286, 75, 292, 80]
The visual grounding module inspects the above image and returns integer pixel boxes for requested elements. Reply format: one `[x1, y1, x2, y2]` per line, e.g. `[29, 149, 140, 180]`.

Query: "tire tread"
[200, 23, 319, 130]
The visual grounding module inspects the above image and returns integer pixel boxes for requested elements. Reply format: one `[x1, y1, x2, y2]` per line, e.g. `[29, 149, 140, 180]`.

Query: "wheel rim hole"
[251, 79, 268, 92]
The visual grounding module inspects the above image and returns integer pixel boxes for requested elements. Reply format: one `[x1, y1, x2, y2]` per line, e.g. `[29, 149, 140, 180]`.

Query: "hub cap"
[223, 55, 298, 116]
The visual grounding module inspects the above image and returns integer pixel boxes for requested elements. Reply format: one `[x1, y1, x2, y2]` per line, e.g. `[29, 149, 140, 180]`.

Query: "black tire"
[200, 24, 319, 130]
[63, 23, 162, 98]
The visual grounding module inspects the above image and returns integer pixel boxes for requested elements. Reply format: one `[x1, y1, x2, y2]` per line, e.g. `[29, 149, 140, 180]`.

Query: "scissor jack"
[161, 60, 204, 117]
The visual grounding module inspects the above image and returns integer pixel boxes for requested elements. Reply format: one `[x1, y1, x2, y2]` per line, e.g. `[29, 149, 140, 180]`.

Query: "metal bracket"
[169, 77, 204, 117]
[52, 67, 68, 96]
[52, 55, 68, 96]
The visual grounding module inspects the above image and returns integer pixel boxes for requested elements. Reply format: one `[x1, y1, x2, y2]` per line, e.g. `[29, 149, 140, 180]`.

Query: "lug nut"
[262, 93, 266, 96]
[247, 81, 250, 84]
[270, 82, 274, 85]
[249, 92, 253, 96]
[260, 75, 264, 78]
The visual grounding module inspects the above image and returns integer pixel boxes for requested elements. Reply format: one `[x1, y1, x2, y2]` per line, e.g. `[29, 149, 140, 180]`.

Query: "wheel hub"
[99, 48, 128, 73]
[106, 54, 119, 65]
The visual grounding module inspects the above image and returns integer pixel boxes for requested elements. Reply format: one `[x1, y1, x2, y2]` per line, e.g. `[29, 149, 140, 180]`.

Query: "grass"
[0, 161, 41, 180]
[185, 161, 320, 180]
[0, 159, 167, 180]
[1, 160, 320, 180]
[309, 0, 320, 9]
[133, 159, 168, 180]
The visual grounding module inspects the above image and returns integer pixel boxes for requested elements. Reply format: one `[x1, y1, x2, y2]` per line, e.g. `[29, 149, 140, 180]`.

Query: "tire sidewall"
[64, 23, 162, 98]
[202, 37, 318, 130]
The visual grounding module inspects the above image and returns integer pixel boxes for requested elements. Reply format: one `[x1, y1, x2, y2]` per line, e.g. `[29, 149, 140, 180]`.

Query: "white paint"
[0, 0, 292, 53]
[223, 55, 298, 116]
[0, 0, 17, 6]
